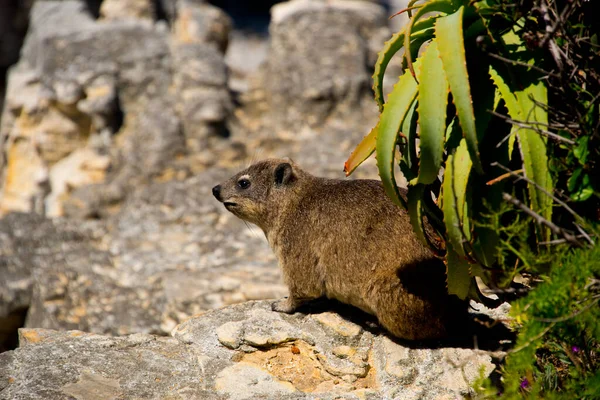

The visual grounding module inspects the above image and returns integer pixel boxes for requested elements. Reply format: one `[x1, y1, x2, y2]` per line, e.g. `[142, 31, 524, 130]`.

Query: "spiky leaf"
[344, 123, 378, 176]
[436, 6, 483, 174]
[442, 137, 472, 257]
[415, 40, 448, 185]
[373, 17, 436, 111]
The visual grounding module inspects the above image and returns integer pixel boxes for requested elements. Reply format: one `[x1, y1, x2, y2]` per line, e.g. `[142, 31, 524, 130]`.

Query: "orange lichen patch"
[8, 377, 16, 384]
[18, 329, 42, 344]
[0, 138, 46, 215]
[69, 331, 86, 337]
[240, 340, 377, 393]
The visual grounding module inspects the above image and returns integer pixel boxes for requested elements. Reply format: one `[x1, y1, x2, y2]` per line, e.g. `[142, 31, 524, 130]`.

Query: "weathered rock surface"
[10, 168, 283, 336]
[0, 0, 232, 217]
[0, 301, 498, 399]
[258, 0, 391, 129]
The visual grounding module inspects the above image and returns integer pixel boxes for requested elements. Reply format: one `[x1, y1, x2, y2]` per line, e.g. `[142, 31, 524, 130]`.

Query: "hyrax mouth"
[224, 202, 237, 208]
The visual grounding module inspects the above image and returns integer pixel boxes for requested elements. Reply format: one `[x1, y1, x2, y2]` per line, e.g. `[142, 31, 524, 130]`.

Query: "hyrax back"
[212, 159, 467, 340]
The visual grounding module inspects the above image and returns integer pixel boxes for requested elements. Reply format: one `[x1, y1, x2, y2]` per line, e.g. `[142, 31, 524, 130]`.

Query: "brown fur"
[213, 159, 467, 340]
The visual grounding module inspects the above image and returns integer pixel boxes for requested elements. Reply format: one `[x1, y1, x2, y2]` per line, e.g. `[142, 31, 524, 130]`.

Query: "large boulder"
[0, 301, 500, 399]
[257, 0, 391, 130]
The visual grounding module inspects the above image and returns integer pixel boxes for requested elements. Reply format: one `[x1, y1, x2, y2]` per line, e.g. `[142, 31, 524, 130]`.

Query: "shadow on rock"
[292, 297, 515, 352]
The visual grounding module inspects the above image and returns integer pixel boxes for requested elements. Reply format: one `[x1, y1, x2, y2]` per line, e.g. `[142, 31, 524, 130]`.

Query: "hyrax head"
[212, 159, 298, 228]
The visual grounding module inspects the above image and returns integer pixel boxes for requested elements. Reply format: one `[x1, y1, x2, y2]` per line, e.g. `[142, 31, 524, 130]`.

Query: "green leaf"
[567, 167, 583, 192]
[376, 55, 423, 209]
[574, 136, 589, 164]
[415, 40, 449, 185]
[515, 81, 552, 240]
[446, 242, 472, 299]
[373, 17, 436, 111]
[408, 184, 429, 246]
[489, 65, 519, 159]
[404, 0, 457, 80]
[442, 137, 472, 257]
[436, 6, 483, 174]
[344, 123, 378, 176]
[401, 29, 435, 72]
[402, 99, 419, 181]
[568, 169, 594, 202]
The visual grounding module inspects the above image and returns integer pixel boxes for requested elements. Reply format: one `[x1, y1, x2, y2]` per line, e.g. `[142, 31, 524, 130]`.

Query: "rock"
[174, 301, 498, 398]
[15, 167, 285, 336]
[259, 0, 391, 130]
[0, 213, 106, 350]
[173, 2, 232, 53]
[1, 301, 498, 399]
[100, 0, 156, 22]
[171, 43, 232, 152]
[0, 328, 222, 399]
[0, 0, 235, 217]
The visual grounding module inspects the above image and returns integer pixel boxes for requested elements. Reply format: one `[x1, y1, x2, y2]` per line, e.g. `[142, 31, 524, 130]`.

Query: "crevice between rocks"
[0, 307, 28, 353]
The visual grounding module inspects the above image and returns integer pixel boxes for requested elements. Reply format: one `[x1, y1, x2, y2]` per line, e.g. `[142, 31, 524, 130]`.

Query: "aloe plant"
[345, 0, 554, 300]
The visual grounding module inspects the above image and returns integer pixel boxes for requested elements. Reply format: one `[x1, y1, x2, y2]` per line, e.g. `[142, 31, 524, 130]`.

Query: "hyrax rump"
[212, 159, 467, 341]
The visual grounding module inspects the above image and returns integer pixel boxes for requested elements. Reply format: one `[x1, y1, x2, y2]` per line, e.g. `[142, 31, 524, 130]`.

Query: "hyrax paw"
[271, 298, 295, 314]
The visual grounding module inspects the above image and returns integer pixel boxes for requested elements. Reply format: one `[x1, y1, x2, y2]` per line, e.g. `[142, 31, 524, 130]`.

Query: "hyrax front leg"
[273, 259, 324, 314]
[271, 295, 311, 314]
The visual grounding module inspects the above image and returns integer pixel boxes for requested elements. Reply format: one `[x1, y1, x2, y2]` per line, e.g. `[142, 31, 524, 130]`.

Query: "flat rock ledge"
[0, 301, 496, 399]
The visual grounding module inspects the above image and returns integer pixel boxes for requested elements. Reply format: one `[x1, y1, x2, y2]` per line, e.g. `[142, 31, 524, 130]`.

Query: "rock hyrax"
[212, 159, 467, 340]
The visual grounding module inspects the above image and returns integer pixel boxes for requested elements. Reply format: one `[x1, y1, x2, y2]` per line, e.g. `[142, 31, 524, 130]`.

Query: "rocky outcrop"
[257, 0, 391, 130]
[8, 169, 283, 336]
[0, 0, 232, 218]
[0, 301, 499, 399]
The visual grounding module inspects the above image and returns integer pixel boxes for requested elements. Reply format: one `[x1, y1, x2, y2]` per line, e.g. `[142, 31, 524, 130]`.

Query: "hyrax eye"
[237, 179, 251, 189]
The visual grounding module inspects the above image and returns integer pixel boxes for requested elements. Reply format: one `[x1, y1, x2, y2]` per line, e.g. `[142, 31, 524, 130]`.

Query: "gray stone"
[172, 301, 497, 398]
[1, 295, 501, 399]
[260, 0, 391, 130]
[0, 328, 224, 400]
[172, 2, 233, 53]
[171, 43, 232, 152]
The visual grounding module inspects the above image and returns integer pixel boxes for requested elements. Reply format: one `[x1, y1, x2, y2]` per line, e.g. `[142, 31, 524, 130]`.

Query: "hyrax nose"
[212, 185, 222, 201]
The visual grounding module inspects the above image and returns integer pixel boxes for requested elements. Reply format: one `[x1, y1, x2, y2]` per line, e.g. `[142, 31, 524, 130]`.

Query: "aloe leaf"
[402, 99, 419, 181]
[442, 137, 472, 257]
[408, 184, 429, 246]
[373, 17, 436, 111]
[401, 29, 435, 71]
[499, 29, 553, 239]
[445, 242, 472, 299]
[489, 65, 520, 158]
[436, 6, 483, 174]
[376, 55, 424, 209]
[404, 0, 456, 81]
[344, 123, 378, 176]
[516, 82, 552, 240]
[415, 40, 448, 185]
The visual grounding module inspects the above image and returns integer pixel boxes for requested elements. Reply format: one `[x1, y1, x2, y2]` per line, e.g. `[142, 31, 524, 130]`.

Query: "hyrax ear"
[274, 162, 295, 186]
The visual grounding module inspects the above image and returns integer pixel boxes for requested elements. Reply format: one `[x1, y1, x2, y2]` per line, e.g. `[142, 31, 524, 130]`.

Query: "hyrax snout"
[213, 159, 467, 341]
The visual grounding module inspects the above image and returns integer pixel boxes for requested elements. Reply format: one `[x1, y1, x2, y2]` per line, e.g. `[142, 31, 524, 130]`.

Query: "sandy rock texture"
[1, 301, 498, 400]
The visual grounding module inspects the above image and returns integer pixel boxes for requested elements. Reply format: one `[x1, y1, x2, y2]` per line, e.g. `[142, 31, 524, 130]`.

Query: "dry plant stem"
[487, 52, 560, 78]
[508, 322, 555, 354]
[488, 110, 576, 145]
[501, 192, 584, 248]
[540, 235, 591, 245]
[491, 162, 584, 223]
[486, 169, 524, 186]
[533, 295, 600, 323]
[574, 223, 595, 245]
[492, 163, 594, 246]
